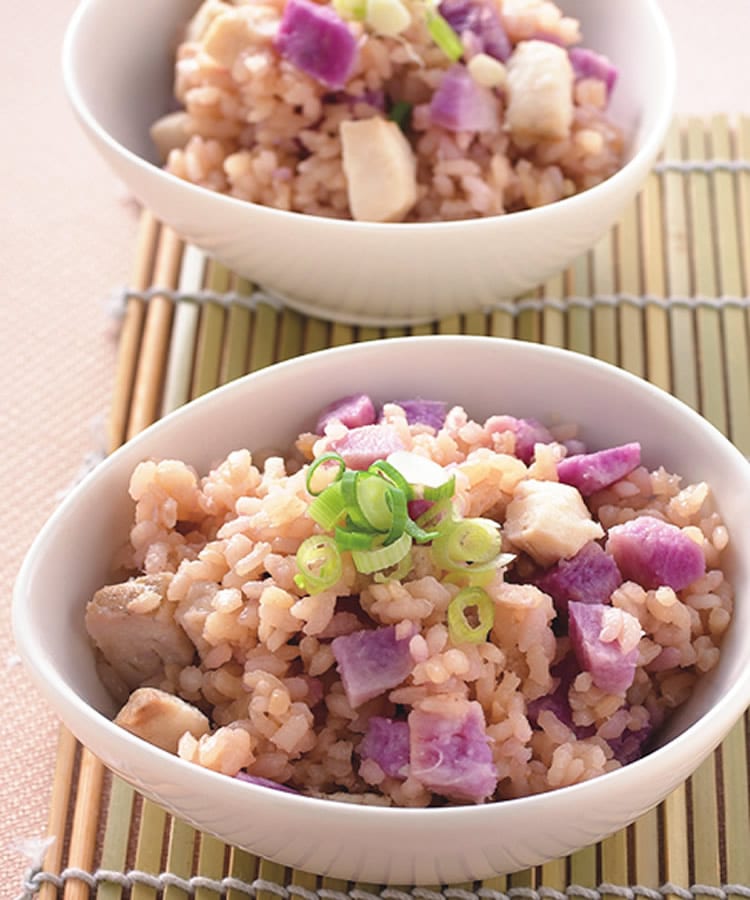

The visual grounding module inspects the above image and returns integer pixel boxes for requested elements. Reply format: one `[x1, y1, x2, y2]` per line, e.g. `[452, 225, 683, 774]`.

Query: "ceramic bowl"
[62, 0, 675, 324]
[13, 336, 750, 884]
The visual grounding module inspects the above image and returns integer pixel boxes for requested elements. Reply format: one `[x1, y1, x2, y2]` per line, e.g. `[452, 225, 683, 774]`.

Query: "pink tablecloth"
[1, 0, 747, 893]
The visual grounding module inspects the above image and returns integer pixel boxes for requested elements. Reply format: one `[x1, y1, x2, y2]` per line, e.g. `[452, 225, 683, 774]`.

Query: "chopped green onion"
[367, 460, 414, 500]
[308, 481, 347, 530]
[423, 474, 456, 502]
[415, 497, 455, 532]
[333, 0, 367, 19]
[334, 525, 375, 551]
[352, 531, 412, 574]
[356, 474, 394, 532]
[431, 517, 502, 574]
[447, 586, 495, 644]
[404, 516, 440, 544]
[373, 548, 414, 583]
[426, 11, 463, 62]
[294, 535, 343, 594]
[389, 100, 413, 131]
[306, 453, 346, 496]
[383, 484, 408, 544]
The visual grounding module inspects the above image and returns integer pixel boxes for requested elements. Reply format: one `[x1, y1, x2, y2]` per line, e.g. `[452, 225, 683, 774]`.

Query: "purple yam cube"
[360, 717, 410, 779]
[409, 700, 497, 803]
[388, 398, 447, 431]
[569, 47, 619, 97]
[438, 0, 511, 61]
[536, 541, 622, 622]
[607, 720, 653, 765]
[330, 424, 405, 470]
[568, 601, 638, 695]
[315, 393, 376, 433]
[606, 515, 706, 592]
[275, 0, 357, 90]
[485, 415, 554, 464]
[526, 653, 595, 739]
[557, 442, 641, 497]
[332, 625, 414, 708]
[430, 65, 499, 133]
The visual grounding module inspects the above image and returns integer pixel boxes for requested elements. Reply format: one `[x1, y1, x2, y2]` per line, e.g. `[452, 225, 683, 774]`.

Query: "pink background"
[1, 0, 747, 893]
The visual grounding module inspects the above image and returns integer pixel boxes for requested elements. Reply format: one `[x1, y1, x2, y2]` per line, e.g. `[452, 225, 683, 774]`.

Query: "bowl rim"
[60, 0, 676, 234]
[13, 334, 750, 822]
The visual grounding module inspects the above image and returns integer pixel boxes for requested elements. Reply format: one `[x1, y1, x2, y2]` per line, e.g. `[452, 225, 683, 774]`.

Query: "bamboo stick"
[639, 171, 671, 392]
[226, 848, 260, 900]
[615, 199, 646, 378]
[221, 276, 253, 383]
[632, 809, 662, 890]
[63, 749, 106, 900]
[568, 844, 597, 891]
[129, 799, 168, 900]
[516, 290, 541, 344]
[600, 830, 629, 900]
[256, 861, 290, 900]
[95, 777, 136, 900]
[162, 818, 197, 900]
[303, 316, 331, 354]
[39, 729, 79, 900]
[541, 271, 566, 349]
[277, 307, 305, 361]
[565, 253, 592, 355]
[191, 261, 229, 399]
[127, 227, 184, 437]
[249, 301, 280, 371]
[591, 230, 618, 366]
[194, 834, 227, 900]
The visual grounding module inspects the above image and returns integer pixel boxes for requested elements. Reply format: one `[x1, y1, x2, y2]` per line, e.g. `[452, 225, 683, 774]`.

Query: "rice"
[86, 398, 733, 806]
[151, 0, 625, 222]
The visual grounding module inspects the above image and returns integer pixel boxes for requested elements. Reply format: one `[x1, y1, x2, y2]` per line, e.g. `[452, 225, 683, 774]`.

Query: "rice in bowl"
[152, 0, 625, 222]
[85, 393, 733, 807]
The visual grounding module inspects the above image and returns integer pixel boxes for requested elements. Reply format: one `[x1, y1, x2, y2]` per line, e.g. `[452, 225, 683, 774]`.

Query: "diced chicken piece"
[535, 540, 622, 621]
[409, 698, 496, 803]
[329, 423, 405, 470]
[185, 0, 233, 42]
[606, 515, 706, 591]
[86, 574, 195, 699]
[503, 480, 604, 567]
[340, 118, 417, 222]
[115, 687, 210, 753]
[202, 8, 260, 67]
[150, 112, 192, 162]
[331, 625, 414, 707]
[360, 717, 410, 779]
[506, 39, 574, 140]
[568, 602, 640, 695]
[557, 442, 641, 497]
[315, 393, 376, 433]
[485, 415, 554, 464]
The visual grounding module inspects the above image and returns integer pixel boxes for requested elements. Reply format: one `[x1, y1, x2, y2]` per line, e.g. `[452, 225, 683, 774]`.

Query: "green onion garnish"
[431, 516, 502, 575]
[294, 535, 343, 594]
[447, 586, 495, 644]
[423, 474, 456, 502]
[352, 531, 413, 574]
[306, 452, 346, 496]
[389, 100, 413, 131]
[426, 11, 463, 62]
[367, 460, 414, 500]
[333, 0, 367, 19]
[308, 480, 348, 531]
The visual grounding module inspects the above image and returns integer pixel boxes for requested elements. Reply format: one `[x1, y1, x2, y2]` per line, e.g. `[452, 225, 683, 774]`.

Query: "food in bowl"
[85, 392, 732, 806]
[152, 0, 624, 222]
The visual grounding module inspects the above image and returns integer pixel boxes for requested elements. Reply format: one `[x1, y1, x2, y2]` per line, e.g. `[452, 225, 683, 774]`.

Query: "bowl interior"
[65, 0, 672, 172]
[15, 337, 750, 760]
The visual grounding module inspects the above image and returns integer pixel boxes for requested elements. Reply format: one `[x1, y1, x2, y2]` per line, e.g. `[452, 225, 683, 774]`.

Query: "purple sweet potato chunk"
[274, 0, 357, 90]
[568, 601, 638, 695]
[409, 700, 496, 803]
[330, 424, 405, 470]
[315, 393, 376, 433]
[607, 721, 654, 765]
[485, 415, 554, 464]
[536, 541, 622, 622]
[332, 625, 414, 708]
[360, 717, 410, 779]
[236, 772, 299, 794]
[388, 398, 447, 431]
[438, 0, 512, 61]
[606, 515, 706, 592]
[557, 442, 641, 497]
[569, 47, 619, 97]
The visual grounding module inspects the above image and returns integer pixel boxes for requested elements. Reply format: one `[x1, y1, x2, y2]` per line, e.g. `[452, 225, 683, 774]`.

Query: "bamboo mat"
[18, 115, 750, 899]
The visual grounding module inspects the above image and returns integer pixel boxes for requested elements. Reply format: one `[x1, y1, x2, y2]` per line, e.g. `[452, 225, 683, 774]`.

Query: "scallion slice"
[367, 460, 414, 500]
[305, 452, 346, 496]
[431, 516, 502, 573]
[423, 474, 456, 502]
[294, 535, 343, 594]
[447, 586, 495, 644]
[389, 100, 413, 131]
[355, 474, 393, 532]
[308, 481, 347, 530]
[426, 11, 463, 62]
[352, 531, 412, 574]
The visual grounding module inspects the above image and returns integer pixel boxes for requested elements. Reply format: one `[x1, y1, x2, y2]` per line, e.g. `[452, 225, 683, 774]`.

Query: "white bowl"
[62, 0, 675, 325]
[13, 336, 750, 884]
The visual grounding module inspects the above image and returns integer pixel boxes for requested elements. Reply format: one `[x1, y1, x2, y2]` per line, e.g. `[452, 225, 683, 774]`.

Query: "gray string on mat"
[653, 159, 750, 174]
[107, 287, 750, 320]
[14, 868, 750, 900]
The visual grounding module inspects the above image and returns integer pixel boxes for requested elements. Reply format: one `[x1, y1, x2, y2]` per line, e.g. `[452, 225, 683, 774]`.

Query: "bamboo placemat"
[18, 115, 750, 900]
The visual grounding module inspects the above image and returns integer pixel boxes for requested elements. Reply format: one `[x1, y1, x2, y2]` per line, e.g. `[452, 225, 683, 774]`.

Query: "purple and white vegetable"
[430, 64, 500, 133]
[485, 415, 554, 464]
[438, 0, 512, 61]
[360, 717, 410, 779]
[409, 700, 497, 803]
[316, 393, 376, 433]
[606, 515, 706, 592]
[536, 540, 622, 621]
[569, 47, 619, 98]
[274, 0, 357, 90]
[568, 601, 639, 695]
[330, 423, 405, 470]
[331, 625, 414, 707]
[557, 442, 641, 497]
[388, 398, 447, 431]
